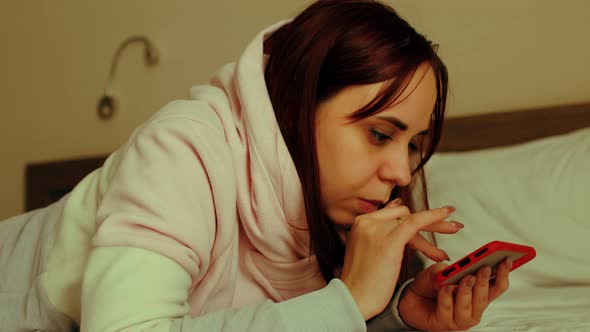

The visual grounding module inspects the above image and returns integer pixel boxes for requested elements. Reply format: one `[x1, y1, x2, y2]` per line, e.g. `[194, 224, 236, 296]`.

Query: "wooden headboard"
[24, 102, 590, 212]
[437, 102, 590, 152]
[25, 155, 108, 211]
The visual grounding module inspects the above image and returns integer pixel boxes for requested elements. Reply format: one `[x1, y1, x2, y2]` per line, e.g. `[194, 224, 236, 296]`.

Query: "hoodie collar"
[190, 19, 326, 301]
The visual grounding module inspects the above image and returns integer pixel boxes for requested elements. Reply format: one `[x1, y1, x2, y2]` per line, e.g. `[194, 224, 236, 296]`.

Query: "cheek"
[319, 134, 373, 199]
[316, 130, 378, 226]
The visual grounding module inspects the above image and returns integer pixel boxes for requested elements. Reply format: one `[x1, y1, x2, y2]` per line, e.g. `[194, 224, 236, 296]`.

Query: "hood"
[189, 19, 326, 301]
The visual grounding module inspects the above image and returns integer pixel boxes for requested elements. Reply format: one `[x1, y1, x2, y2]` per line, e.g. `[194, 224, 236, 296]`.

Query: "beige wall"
[392, 0, 590, 114]
[1, 0, 589, 219]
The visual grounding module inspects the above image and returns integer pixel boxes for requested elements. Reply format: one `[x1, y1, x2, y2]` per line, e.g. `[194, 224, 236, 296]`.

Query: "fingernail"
[506, 258, 513, 270]
[441, 251, 451, 261]
[451, 221, 464, 229]
[482, 266, 491, 278]
[387, 198, 403, 207]
[466, 276, 475, 287]
[443, 206, 456, 213]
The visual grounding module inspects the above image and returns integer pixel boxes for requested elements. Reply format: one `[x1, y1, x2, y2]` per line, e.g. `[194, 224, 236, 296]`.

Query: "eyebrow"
[375, 115, 429, 136]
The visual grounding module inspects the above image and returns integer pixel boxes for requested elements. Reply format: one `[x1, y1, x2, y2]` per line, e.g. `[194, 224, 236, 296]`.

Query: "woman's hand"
[399, 259, 512, 331]
[339, 199, 461, 321]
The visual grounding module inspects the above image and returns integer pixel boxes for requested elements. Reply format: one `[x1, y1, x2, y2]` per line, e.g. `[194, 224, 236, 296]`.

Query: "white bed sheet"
[462, 285, 590, 331]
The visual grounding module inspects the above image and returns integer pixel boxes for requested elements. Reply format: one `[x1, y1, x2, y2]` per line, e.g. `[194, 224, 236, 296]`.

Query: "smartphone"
[435, 240, 536, 287]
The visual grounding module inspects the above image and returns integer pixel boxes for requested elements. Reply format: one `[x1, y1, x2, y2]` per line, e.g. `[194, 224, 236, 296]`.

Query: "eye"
[370, 129, 391, 144]
[371, 128, 419, 151]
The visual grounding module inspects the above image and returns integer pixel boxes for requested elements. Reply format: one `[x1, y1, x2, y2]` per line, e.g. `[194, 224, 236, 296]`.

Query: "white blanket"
[421, 126, 590, 331]
[470, 286, 590, 331]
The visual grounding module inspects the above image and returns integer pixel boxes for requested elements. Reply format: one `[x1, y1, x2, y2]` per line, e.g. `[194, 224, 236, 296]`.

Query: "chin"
[325, 208, 356, 230]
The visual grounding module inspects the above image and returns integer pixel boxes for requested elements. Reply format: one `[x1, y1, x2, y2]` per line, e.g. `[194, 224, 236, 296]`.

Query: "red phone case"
[435, 241, 536, 287]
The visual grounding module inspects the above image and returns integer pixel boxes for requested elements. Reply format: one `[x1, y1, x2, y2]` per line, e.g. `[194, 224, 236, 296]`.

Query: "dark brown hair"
[264, 0, 448, 285]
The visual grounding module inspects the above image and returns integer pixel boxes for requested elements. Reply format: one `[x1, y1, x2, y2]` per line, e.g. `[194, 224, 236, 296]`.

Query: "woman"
[0, 0, 511, 331]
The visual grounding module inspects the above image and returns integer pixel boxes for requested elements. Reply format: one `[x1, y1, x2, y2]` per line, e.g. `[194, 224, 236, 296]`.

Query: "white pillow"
[421, 126, 590, 288]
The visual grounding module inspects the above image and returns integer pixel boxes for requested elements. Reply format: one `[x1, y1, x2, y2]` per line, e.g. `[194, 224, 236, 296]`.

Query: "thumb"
[410, 263, 449, 298]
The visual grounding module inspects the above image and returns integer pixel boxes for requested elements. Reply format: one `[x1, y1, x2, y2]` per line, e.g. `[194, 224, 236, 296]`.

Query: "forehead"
[316, 63, 437, 132]
[375, 65, 437, 130]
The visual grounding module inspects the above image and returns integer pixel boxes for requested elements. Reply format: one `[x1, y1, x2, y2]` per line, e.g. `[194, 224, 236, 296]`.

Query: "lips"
[358, 198, 382, 213]
[362, 198, 385, 206]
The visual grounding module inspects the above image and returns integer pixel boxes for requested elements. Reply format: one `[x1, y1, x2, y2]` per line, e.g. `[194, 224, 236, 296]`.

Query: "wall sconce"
[97, 35, 160, 120]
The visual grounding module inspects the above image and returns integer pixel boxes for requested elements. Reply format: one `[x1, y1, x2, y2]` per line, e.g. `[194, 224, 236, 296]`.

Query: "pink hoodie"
[88, 17, 413, 331]
[92, 18, 327, 312]
[0, 19, 410, 332]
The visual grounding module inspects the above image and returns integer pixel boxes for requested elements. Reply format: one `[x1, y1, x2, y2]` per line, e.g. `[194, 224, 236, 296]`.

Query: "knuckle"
[399, 206, 411, 215]
[438, 208, 450, 219]
[441, 301, 453, 311]
[405, 240, 418, 250]
[501, 283, 510, 292]
[353, 216, 373, 231]
[350, 218, 372, 236]
[457, 321, 472, 330]
[353, 215, 367, 224]
[397, 218, 411, 230]
[446, 322, 458, 331]
[350, 216, 364, 230]
[476, 296, 488, 306]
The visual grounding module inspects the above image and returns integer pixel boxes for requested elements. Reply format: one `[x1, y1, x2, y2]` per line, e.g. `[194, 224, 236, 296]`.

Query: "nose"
[378, 147, 413, 187]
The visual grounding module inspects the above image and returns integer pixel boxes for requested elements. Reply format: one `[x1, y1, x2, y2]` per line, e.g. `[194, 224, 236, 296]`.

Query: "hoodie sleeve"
[90, 100, 232, 281]
[81, 247, 367, 332]
[81, 100, 368, 331]
[366, 279, 416, 332]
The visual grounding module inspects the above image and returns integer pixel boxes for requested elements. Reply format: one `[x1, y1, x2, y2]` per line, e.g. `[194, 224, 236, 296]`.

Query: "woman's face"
[315, 63, 436, 234]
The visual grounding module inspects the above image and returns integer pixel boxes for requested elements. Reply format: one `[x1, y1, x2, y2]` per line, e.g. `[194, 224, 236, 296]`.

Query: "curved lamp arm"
[97, 35, 159, 120]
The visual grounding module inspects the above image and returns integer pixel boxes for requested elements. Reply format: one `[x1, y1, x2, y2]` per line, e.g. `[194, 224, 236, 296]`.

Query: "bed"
[421, 102, 590, 331]
[23, 102, 590, 331]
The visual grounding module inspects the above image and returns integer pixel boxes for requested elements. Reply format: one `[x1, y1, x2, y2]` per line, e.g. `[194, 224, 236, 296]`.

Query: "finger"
[407, 233, 450, 262]
[392, 206, 455, 242]
[349, 204, 412, 235]
[436, 285, 458, 331]
[454, 275, 475, 327]
[385, 197, 403, 208]
[420, 220, 464, 234]
[472, 266, 491, 322]
[489, 258, 512, 301]
[365, 204, 412, 220]
[411, 262, 449, 298]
